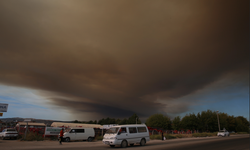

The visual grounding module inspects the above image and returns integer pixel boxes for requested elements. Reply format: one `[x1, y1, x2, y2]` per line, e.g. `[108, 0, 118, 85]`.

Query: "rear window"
[137, 127, 147, 133]
[7, 129, 16, 131]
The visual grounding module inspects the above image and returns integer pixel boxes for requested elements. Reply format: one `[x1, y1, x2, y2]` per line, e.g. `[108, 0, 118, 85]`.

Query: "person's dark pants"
[59, 137, 63, 144]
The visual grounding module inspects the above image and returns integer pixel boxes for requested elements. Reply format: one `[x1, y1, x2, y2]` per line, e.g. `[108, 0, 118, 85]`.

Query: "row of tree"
[75, 110, 249, 132]
[171, 110, 249, 132]
[74, 113, 141, 125]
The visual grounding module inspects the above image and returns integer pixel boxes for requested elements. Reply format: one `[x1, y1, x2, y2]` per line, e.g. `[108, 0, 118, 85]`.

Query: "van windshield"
[7, 129, 16, 132]
[65, 128, 71, 132]
[106, 127, 119, 134]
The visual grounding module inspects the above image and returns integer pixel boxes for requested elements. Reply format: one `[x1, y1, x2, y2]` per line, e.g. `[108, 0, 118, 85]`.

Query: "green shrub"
[95, 136, 103, 141]
[22, 132, 44, 141]
[44, 136, 58, 141]
[192, 132, 216, 137]
[150, 134, 162, 140]
[236, 132, 249, 134]
[175, 134, 183, 138]
[165, 134, 176, 139]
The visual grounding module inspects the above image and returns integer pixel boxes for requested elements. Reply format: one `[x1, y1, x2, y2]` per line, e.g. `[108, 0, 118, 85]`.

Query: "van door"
[116, 127, 128, 143]
[128, 127, 138, 144]
[75, 129, 85, 140]
[137, 126, 148, 142]
[69, 129, 76, 140]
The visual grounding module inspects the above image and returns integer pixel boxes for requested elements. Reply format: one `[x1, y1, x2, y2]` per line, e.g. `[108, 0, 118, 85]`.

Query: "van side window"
[137, 127, 147, 133]
[129, 127, 137, 133]
[71, 130, 75, 133]
[75, 129, 85, 133]
[119, 127, 127, 133]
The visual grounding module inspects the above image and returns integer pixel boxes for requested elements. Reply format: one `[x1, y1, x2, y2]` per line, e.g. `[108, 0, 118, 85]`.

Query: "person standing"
[161, 131, 164, 141]
[59, 128, 64, 145]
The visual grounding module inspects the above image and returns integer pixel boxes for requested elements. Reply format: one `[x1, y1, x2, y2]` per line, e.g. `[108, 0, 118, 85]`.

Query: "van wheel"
[65, 137, 70, 142]
[140, 138, 146, 146]
[87, 137, 93, 142]
[121, 140, 127, 148]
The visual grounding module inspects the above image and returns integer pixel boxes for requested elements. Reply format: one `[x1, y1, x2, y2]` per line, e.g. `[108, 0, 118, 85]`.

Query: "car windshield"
[106, 127, 119, 134]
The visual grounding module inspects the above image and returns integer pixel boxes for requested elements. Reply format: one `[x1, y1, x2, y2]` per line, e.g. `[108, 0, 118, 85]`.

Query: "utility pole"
[216, 110, 220, 131]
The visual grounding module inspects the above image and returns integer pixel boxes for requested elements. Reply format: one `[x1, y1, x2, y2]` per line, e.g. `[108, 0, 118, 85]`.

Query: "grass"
[150, 134, 177, 140]
[230, 132, 249, 135]
[95, 135, 103, 141]
[44, 136, 58, 141]
[20, 132, 44, 141]
[192, 132, 217, 137]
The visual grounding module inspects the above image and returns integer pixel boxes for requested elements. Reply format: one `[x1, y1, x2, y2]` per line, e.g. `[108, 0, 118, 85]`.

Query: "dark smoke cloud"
[0, 0, 249, 120]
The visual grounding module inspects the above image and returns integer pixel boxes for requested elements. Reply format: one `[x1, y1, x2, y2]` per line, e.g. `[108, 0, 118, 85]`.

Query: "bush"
[236, 132, 249, 134]
[150, 134, 176, 140]
[21, 132, 44, 141]
[165, 134, 176, 139]
[44, 136, 58, 141]
[150, 134, 162, 140]
[175, 134, 184, 138]
[192, 132, 216, 137]
[95, 136, 103, 141]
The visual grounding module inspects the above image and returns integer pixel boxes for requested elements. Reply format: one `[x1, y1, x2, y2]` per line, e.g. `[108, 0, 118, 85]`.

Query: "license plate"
[105, 141, 110, 145]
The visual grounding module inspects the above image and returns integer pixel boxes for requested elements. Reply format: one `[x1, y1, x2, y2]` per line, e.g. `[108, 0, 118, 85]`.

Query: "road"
[0, 134, 249, 150]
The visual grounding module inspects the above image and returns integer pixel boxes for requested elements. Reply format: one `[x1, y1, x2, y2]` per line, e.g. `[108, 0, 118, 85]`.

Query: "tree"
[127, 114, 141, 124]
[119, 118, 128, 125]
[198, 110, 218, 132]
[145, 114, 171, 130]
[235, 116, 249, 132]
[218, 113, 228, 130]
[74, 120, 80, 123]
[172, 116, 181, 130]
[227, 116, 236, 131]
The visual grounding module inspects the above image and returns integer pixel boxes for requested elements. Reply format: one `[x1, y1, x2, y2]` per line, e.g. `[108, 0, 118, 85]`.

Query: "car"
[102, 124, 150, 148]
[59, 127, 95, 142]
[0, 128, 18, 140]
[217, 130, 230, 137]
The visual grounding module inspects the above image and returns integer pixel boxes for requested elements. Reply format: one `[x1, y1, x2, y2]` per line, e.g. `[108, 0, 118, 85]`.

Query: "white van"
[61, 127, 95, 142]
[102, 124, 150, 148]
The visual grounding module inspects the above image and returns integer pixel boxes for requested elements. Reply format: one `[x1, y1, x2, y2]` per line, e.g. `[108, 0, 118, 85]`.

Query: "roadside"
[0, 134, 249, 150]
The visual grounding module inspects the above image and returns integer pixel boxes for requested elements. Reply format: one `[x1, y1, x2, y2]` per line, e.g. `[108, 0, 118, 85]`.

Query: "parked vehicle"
[102, 124, 150, 148]
[59, 127, 95, 142]
[217, 130, 230, 137]
[0, 128, 18, 140]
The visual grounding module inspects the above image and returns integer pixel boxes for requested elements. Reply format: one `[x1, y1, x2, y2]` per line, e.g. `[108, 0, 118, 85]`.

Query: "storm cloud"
[0, 0, 249, 120]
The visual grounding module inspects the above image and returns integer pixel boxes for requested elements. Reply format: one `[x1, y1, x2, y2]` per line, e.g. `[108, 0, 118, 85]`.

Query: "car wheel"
[121, 140, 127, 148]
[228, 134, 230, 137]
[110, 145, 115, 147]
[65, 137, 70, 142]
[140, 138, 146, 146]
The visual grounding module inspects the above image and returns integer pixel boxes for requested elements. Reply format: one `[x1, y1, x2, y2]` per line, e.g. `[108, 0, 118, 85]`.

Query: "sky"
[0, 0, 249, 122]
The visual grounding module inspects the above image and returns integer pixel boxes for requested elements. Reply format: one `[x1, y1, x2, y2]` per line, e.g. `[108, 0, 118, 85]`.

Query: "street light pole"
[136, 118, 137, 124]
[216, 110, 220, 131]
